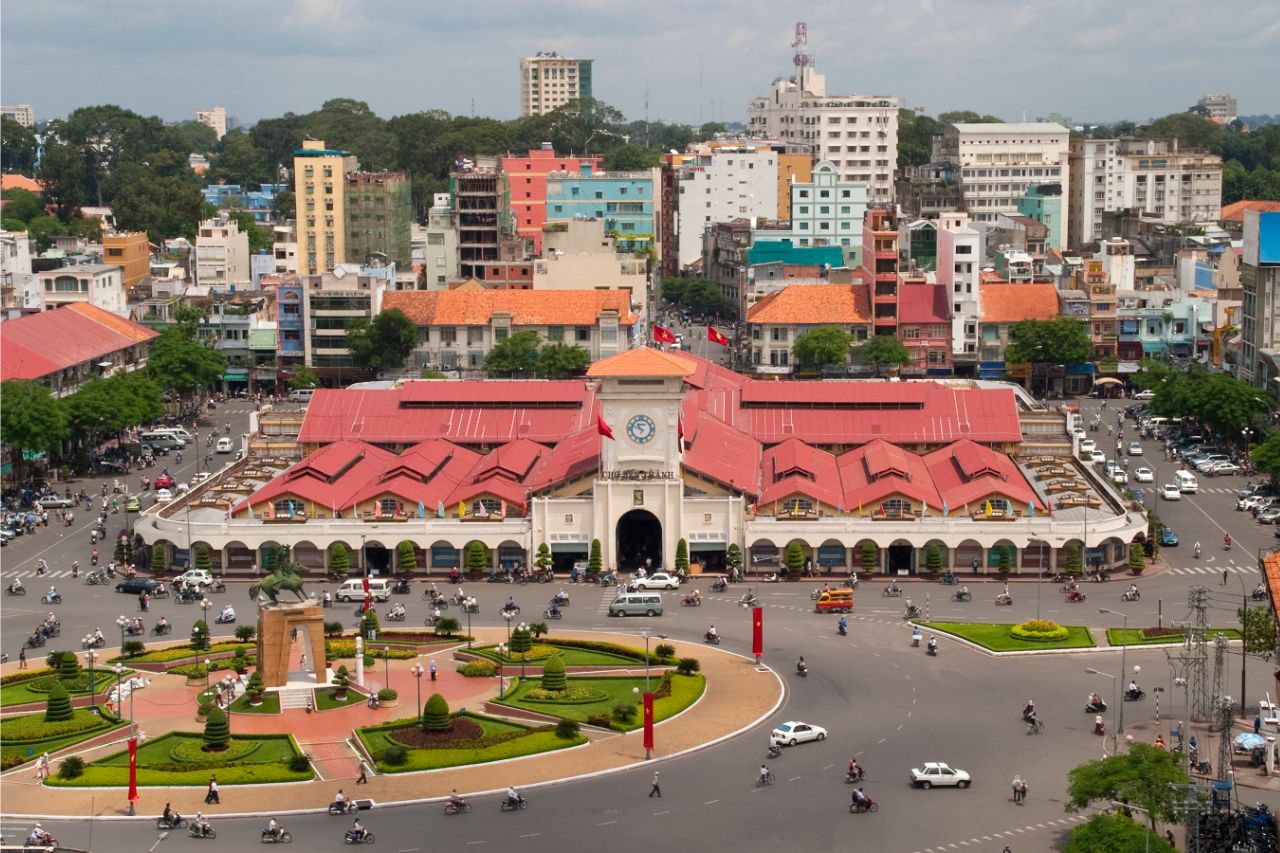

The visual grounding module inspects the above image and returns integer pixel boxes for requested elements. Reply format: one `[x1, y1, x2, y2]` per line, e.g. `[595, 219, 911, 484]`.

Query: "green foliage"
[1004, 319, 1094, 365]
[1065, 743, 1189, 832]
[1145, 368, 1269, 436]
[611, 702, 638, 724]
[1010, 619, 1070, 641]
[45, 681, 73, 722]
[588, 539, 603, 575]
[203, 706, 230, 750]
[147, 328, 225, 396]
[675, 538, 689, 572]
[65, 373, 165, 443]
[536, 342, 591, 379]
[1064, 544, 1083, 574]
[603, 144, 661, 171]
[377, 688, 398, 701]
[1239, 605, 1277, 661]
[234, 625, 255, 643]
[997, 544, 1013, 574]
[923, 542, 944, 573]
[346, 309, 416, 372]
[1, 708, 112, 741]
[534, 543, 553, 571]
[423, 693, 450, 731]
[395, 541, 418, 574]
[246, 671, 264, 697]
[661, 276, 734, 317]
[675, 658, 701, 676]
[382, 745, 408, 766]
[38, 141, 86, 222]
[121, 640, 145, 659]
[554, 718, 581, 739]
[510, 626, 533, 659]
[653, 643, 676, 661]
[938, 110, 1005, 124]
[725, 543, 742, 572]
[793, 326, 853, 370]
[1, 381, 69, 468]
[465, 541, 489, 573]
[226, 210, 273, 253]
[860, 541, 878, 573]
[231, 648, 249, 674]
[362, 608, 380, 635]
[288, 365, 320, 391]
[458, 660, 496, 677]
[484, 330, 541, 377]
[324, 621, 345, 638]
[1063, 812, 1176, 853]
[0, 118, 38, 174]
[191, 620, 210, 651]
[854, 334, 912, 377]
[194, 543, 212, 574]
[434, 617, 460, 637]
[111, 168, 206, 244]
[58, 755, 86, 780]
[540, 654, 567, 692]
[152, 542, 167, 575]
[328, 543, 351, 576]
[331, 665, 350, 693]
[783, 541, 805, 576]
[55, 651, 80, 681]
[1, 187, 43, 223]
[897, 109, 943, 172]
[1129, 543, 1146, 574]
[287, 752, 313, 773]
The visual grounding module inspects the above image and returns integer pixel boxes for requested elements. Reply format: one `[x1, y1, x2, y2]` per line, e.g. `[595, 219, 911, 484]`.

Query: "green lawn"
[468, 643, 645, 668]
[0, 670, 131, 707]
[1106, 628, 1242, 646]
[315, 687, 364, 711]
[922, 621, 1097, 652]
[107, 642, 251, 665]
[228, 693, 280, 714]
[47, 732, 313, 786]
[495, 673, 706, 731]
[357, 714, 585, 772]
[0, 708, 126, 769]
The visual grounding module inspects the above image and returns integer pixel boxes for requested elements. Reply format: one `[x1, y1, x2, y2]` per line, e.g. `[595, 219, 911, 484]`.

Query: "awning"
[1094, 377, 1123, 386]
[1142, 342, 1168, 354]
[1115, 362, 1141, 374]
[550, 543, 589, 554]
[689, 541, 727, 552]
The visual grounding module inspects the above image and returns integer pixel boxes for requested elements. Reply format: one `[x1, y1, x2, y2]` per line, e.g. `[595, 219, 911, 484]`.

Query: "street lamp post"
[1100, 608, 1130, 737]
[204, 658, 212, 695]
[465, 604, 472, 649]
[503, 610, 514, 646]
[410, 663, 424, 727]
[382, 646, 390, 688]
[116, 614, 129, 656]
[1086, 667, 1119, 753]
[199, 597, 211, 631]
[115, 661, 138, 815]
[496, 643, 507, 697]
[84, 649, 98, 707]
[517, 624, 528, 680]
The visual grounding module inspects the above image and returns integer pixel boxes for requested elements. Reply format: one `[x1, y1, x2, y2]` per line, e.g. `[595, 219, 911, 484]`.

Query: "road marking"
[517, 834, 541, 839]
[787, 776, 801, 782]
[596, 820, 617, 826]
[465, 842, 486, 846]
[653, 810, 670, 815]
[398, 848, 421, 851]
[703, 799, 719, 805]
[877, 737, 887, 744]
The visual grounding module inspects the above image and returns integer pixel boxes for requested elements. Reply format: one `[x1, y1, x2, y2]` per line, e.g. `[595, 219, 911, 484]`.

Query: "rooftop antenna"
[698, 55, 704, 126]
[793, 21, 811, 71]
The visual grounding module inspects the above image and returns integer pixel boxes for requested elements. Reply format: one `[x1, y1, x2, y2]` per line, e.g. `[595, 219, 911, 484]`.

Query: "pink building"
[501, 147, 602, 254]
[897, 278, 952, 376]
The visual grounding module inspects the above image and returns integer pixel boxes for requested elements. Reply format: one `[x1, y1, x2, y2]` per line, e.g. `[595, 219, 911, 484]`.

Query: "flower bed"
[495, 673, 705, 732]
[325, 640, 418, 660]
[0, 709, 126, 769]
[46, 732, 313, 786]
[468, 641, 644, 668]
[921, 621, 1096, 652]
[108, 642, 251, 665]
[1107, 627, 1241, 646]
[357, 712, 585, 773]
[458, 660, 496, 678]
[1010, 619, 1071, 642]
[0, 670, 128, 707]
[169, 656, 254, 678]
[169, 737, 261, 765]
[522, 685, 609, 703]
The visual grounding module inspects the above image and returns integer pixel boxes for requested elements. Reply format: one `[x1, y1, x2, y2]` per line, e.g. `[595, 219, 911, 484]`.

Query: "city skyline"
[2, 0, 1277, 129]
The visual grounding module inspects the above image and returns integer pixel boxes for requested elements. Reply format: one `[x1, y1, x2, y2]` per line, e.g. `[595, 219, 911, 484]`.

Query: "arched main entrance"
[616, 510, 662, 572]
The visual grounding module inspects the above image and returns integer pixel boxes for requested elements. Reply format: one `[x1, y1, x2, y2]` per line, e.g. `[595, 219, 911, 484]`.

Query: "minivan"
[153, 427, 195, 444]
[814, 589, 854, 614]
[140, 432, 184, 450]
[336, 578, 392, 602]
[608, 592, 664, 617]
[1174, 470, 1199, 494]
[288, 388, 315, 403]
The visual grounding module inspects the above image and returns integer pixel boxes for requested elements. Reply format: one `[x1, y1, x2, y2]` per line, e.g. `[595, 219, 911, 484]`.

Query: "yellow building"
[102, 231, 151, 291]
[293, 140, 357, 276]
[776, 151, 813, 221]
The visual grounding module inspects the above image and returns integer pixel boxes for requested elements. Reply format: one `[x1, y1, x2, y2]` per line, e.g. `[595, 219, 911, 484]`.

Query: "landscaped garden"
[0, 699, 126, 770]
[922, 620, 1097, 652]
[467, 637, 652, 668]
[45, 731, 314, 786]
[0, 666, 130, 708]
[228, 692, 280, 714]
[1106, 627, 1242, 646]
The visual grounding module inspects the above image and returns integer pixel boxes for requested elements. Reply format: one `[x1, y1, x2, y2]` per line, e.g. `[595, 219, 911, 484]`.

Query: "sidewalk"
[0, 629, 781, 819]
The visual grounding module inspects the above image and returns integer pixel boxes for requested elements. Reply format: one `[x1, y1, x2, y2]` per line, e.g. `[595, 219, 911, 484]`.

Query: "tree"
[1065, 743, 1188, 832]
[1004, 319, 1094, 366]
[329, 543, 351, 576]
[361, 607, 380, 636]
[288, 366, 319, 391]
[510, 625, 533, 663]
[537, 342, 590, 378]
[938, 110, 1005, 124]
[395, 541, 417, 575]
[227, 210, 272, 253]
[202, 706, 230, 751]
[152, 542, 168, 576]
[0, 380, 68, 476]
[434, 616, 460, 637]
[195, 543, 213, 574]
[147, 329, 225, 397]
[65, 373, 165, 441]
[55, 650, 80, 681]
[1239, 604, 1276, 668]
[0, 117, 38, 174]
[675, 538, 689, 573]
[588, 538, 603, 576]
[1253, 430, 1280, 482]
[176, 121, 219, 156]
[541, 654, 567, 692]
[346, 309, 416, 373]
[465, 541, 489, 574]
[1129, 542, 1146, 574]
[45, 681, 73, 723]
[423, 692, 450, 731]
[860, 541, 878, 573]
[725, 543, 743, 576]
[1064, 543, 1083, 574]
[0, 187, 43, 223]
[331, 665, 351, 698]
[111, 169, 205, 244]
[1063, 813, 1175, 853]
[543, 98, 628, 155]
[1138, 113, 1224, 154]
[923, 542, 944, 573]
[38, 142, 87, 222]
[793, 326, 853, 370]
[191, 619, 210, 651]
[896, 110, 943, 172]
[484, 330, 540, 377]
[855, 335, 911, 377]
[603, 144, 661, 171]
[783, 541, 805, 577]
[997, 544, 1013, 574]
[534, 543, 553, 573]
[662, 276, 732, 316]
[210, 130, 271, 188]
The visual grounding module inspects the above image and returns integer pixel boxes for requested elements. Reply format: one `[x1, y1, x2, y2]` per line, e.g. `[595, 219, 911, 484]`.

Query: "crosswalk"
[3, 568, 84, 580]
[1167, 563, 1257, 576]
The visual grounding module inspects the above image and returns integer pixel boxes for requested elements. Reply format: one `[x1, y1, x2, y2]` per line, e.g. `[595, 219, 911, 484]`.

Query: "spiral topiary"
[423, 692, 450, 731]
[540, 654, 567, 692]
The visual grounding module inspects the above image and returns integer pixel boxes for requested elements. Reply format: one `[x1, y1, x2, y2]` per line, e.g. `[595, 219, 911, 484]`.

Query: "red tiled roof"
[1221, 200, 1280, 222]
[898, 283, 950, 324]
[746, 284, 871, 324]
[681, 410, 761, 495]
[0, 303, 159, 383]
[922, 439, 1037, 511]
[587, 347, 696, 378]
[759, 439, 841, 507]
[399, 380, 587, 405]
[383, 288, 636, 326]
[980, 284, 1060, 324]
[235, 441, 397, 515]
[837, 439, 941, 510]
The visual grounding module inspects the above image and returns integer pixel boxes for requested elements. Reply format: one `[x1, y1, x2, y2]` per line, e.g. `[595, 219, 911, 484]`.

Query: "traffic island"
[43, 732, 314, 787]
[922, 620, 1097, 652]
[356, 708, 586, 773]
[1105, 627, 1241, 646]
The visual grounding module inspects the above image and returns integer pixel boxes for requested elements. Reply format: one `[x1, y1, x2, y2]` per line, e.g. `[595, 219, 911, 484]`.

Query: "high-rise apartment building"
[520, 53, 593, 117]
[746, 27, 898, 202]
[1197, 92, 1238, 125]
[452, 157, 502, 280]
[345, 170, 412, 268]
[674, 147, 778, 268]
[500, 146, 601, 253]
[293, 140, 358, 276]
[195, 214, 251, 286]
[1068, 138, 1222, 248]
[195, 106, 228, 140]
[931, 122, 1071, 240]
[1, 105, 34, 127]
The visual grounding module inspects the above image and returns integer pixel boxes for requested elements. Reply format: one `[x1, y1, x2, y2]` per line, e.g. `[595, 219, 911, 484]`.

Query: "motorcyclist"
[504, 596, 516, 611]
[1225, 534, 1232, 549]
[350, 819, 365, 841]
[1088, 692, 1104, 709]
[448, 789, 468, 809]
[322, 590, 332, 607]
[1127, 582, 1138, 596]
[705, 625, 718, 642]
[886, 580, 900, 594]
[72, 560, 79, 577]
[1255, 582, 1267, 598]
[904, 598, 916, 616]
[927, 636, 938, 654]
[1128, 680, 1140, 697]
[796, 656, 807, 674]
[1193, 542, 1202, 558]
[838, 616, 848, 635]
[37, 558, 49, 575]
[851, 787, 869, 807]
[332, 788, 346, 810]
[28, 825, 53, 846]
[959, 585, 970, 599]
[47, 585, 59, 601]
[505, 785, 521, 809]
[132, 616, 144, 634]
[193, 811, 211, 837]
[156, 615, 169, 631]
[1023, 699, 1036, 719]
[555, 588, 568, 604]
[220, 604, 236, 622]
[848, 758, 861, 779]
[547, 601, 561, 617]
[7, 577, 23, 594]
[92, 627, 105, 645]
[394, 603, 407, 619]
[911, 626, 922, 646]
[759, 764, 771, 784]
[430, 606, 442, 623]
[163, 803, 177, 825]
[266, 817, 282, 839]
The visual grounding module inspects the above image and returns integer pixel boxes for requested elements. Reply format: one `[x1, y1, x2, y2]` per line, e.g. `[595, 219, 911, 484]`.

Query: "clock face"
[626, 414, 656, 444]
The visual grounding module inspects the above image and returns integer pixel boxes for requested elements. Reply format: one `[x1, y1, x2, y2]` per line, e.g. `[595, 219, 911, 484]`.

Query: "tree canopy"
[0, 188, 44, 224]
[345, 308, 417, 372]
[854, 335, 911, 377]
[537, 342, 591, 378]
[0, 117, 37, 174]
[1139, 366, 1270, 435]
[1065, 743, 1188, 832]
[1063, 813, 1175, 853]
[661, 277, 733, 317]
[64, 373, 165, 438]
[484, 331, 541, 377]
[1004, 319, 1094, 365]
[0, 380, 69, 460]
[147, 329, 226, 395]
[110, 167, 206, 244]
[792, 327, 853, 370]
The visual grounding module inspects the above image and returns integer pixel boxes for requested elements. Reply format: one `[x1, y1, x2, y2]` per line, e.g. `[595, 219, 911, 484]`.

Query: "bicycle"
[755, 770, 775, 787]
[1026, 718, 1045, 734]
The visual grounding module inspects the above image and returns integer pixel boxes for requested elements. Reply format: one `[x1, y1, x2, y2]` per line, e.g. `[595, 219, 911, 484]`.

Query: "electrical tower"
[792, 22, 810, 70]
[1188, 586, 1212, 721]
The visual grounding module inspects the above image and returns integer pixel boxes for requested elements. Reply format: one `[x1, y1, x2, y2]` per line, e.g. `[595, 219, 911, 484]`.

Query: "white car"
[190, 472, 212, 485]
[1079, 439, 1097, 455]
[1134, 389, 1156, 400]
[631, 572, 680, 591]
[1134, 466, 1154, 483]
[770, 721, 827, 746]
[1160, 484, 1182, 501]
[1127, 442, 1143, 456]
[177, 569, 214, 587]
[1111, 469, 1128, 484]
[1089, 451, 1106, 466]
[215, 437, 234, 453]
[910, 762, 971, 789]
[1072, 427, 1087, 440]
[154, 488, 174, 503]
[1209, 461, 1241, 477]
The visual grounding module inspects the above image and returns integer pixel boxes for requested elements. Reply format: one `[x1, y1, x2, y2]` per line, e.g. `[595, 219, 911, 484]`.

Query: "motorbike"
[443, 800, 472, 816]
[1124, 688, 1146, 701]
[393, 580, 411, 595]
[5, 585, 26, 596]
[951, 590, 971, 602]
[124, 623, 144, 637]
[1189, 749, 1212, 775]
[215, 612, 237, 624]
[703, 631, 722, 646]
[1065, 590, 1087, 602]
[542, 608, 562, 620]
[710, 578, 727, 593]
[328, 800, 359, 815]
[1122, 589, 1141, 602]
[260, 828, 293, 843]
[534, 570, 554, 584]
[680, 593, 701, 607]
[26, 632, 46, 648]
[939, 573, 958, 586]
[796, 662, 808, 677]
[82, 635, 106, 649]
[422, 594, 449, 609]
[849, 796, 879, 813]
[1085, 700, 1107, 713]
[882, 584, 902, 598]
[926, 642, 937, 657]
[760, 573, 781, 583]
[740, 594, 759, 608]
[548, 595, 570, 607]
[903, 605, 921, 619]
[845, 767, 867, 783]
[500, 604, 521, 616]
[188, 825, 216, 839]
[157, 814, 188, 830]
[810, 587, 823, 600]
[151, 623, 173, 636]
[499, 795, 529, 812]
[838, 623, 848, 637]
[86, 571, 109, 585]
[1252, 587, 1268, 601]
[41, 593, 63, 604]
[767, 744, 782, 759]
[450, 591, 469, 605]
[994, 594, 1013, 606]
[26, 831, 58, 847]
[1021, 705, 1037, 722]
[383, 611, 406, 622]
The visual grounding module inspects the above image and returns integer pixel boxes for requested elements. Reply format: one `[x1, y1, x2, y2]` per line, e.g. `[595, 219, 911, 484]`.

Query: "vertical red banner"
[127, 736, 139, 805]
[752, 606, 764, 658]
[642, 693, 655, 750]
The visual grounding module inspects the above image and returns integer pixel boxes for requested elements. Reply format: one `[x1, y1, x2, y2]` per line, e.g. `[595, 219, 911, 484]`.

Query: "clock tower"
[586, 348, 694, 572]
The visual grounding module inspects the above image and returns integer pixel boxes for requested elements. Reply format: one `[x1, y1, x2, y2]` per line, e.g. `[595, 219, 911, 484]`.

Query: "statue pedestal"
[256, 603, 326, 689]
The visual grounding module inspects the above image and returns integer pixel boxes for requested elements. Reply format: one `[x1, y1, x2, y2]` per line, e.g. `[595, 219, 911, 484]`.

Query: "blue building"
[545, 164, 658, 254]
[745, 240, 844, 269]
[1016, 184, 1065, 251]
[201, 183, 288, 224]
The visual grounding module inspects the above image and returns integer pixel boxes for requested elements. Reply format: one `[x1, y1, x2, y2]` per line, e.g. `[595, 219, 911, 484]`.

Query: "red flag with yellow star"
[642, 693, 655, 751]
[752, 606, 764, 658]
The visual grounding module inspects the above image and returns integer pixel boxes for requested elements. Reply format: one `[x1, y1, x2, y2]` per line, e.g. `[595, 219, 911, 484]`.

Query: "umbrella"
[1234, 732, 1265, 752]
[1093, 377, 1123, 386]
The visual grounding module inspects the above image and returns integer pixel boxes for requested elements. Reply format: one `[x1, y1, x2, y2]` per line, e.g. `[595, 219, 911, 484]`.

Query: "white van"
[1174, 470, 1199, 494]
[335, 578, 392, 602]
[607, 592, 664, 617]
[288, 388, 315, 403]
[153, 427, 194, 444]
[140, 432, 184, 450]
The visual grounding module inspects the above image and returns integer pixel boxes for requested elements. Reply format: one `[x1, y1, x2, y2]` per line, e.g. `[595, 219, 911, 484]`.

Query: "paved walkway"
[0, 629, 780, 819]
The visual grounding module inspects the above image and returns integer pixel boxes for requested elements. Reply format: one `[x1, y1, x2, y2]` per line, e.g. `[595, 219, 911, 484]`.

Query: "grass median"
[494, 673, 706, 731]
[1106, 627, 1242, 646]
[46, 732, 313, 786]
[0, 669, 132, 707]
[922, 621, 1097, 652]
[357, 713, 585, 773]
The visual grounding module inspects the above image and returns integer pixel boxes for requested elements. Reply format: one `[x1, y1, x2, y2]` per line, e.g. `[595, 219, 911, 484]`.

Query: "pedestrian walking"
[357, 760, 370, 784]
[429, 660, 437, 682]
[19, 647, 27, 669]
[205, 775, 220, 804]
[648, 770, 662, 798]
[1255, 715, 1263, 735]
[1011, 774, 1023, 803]
[1019, 778, 1028, 803]
[299, 653, 307, 672]
[1223, 568, 1230, 586]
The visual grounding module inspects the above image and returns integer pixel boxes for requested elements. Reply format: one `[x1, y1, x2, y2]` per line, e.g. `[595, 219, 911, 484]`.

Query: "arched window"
[273, 498, 305, 517]
[782, 497, 814, 517]
[882, 498, 912, 518]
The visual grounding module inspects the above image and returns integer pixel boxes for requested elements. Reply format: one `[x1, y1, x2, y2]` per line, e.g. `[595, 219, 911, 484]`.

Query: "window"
[495, 327, 508, 341]
[901, 326, 919, 339]
[576, 327, 590, 342]
[546, 325, 563, 342]
[881, 498, 912, 518]
[770, 327, 788, 342]
[273, 498, 305, 517]
[782, 498, 814, 517]
[439, 326, 456, 344]
[956, 244, 973, 255]
[467, 327, 484, 344]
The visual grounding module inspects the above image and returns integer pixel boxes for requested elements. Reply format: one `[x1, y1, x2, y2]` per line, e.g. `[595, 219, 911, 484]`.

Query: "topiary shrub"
[234, 624, 255, 642]
[122, 640, 145, 659]
[675, 538, 689, 573]
[1129, 542, 1146, 575]
[324, 621, 345, 638]
[231, 648, 249, 675]
[194, 543, 213, 574]
[860, 541, 878, 574]
[45, 680, 73, 722]
[361, 608, 380, 635]
[675, 657, 701, 676]
[725, 543, 743, 576]
[540, 654, 567, 692]
[653, 643, 676, 661]
[458, 660, 496, 677]
[331, 665, 350, 697]
[466, 541, 489, 574]
[246, 671, 264, 702]
[510, 626, 532, 662]
[997, 544, 1013, 574]
[203, 706, 230, 750]
[923, 542, 944, 574]
[191, 619, 210, 651]
[587, 713, 612, 728]
[1064, 544, 1083, 575]
[434, 617, 460, 637]
[588, 538, 602, 576]
[152, 542, 168, 576]
[534, 543, 553, 573]
[554, 719, 581, 739]
[329, 543, 351, 577]
[382, 745, 408, 766]
[57, 755, 85, 779]
[55, 650, 80, 681]
[287, 752, 312, 772]
[783, 541, 804, 578]
[1010, 619, 1070, 642]
[423, 693, 450, 731]
[396, 541, 418, 575]
[377, 688, 398, 702]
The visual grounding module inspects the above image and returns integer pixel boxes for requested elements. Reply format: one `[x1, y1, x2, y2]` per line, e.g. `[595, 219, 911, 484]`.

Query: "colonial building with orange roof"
[977, 282, 1062, 379]
[135, 348, 1145, 578]
[746, 283, 871, 372]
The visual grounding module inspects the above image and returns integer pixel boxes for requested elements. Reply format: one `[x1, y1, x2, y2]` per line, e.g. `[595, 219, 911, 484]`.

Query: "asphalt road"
[6, 395, 1280, 852]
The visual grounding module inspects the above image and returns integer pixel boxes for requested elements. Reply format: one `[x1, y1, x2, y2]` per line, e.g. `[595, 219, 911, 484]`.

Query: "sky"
[3, 0, 1278, 128]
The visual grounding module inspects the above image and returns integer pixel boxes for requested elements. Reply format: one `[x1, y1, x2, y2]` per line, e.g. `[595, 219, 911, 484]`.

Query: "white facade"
[675, 148, 778, 268]
[1198, 93, 1237, 124]
[196, 215, 251, 286]
[1, 105, 34, 127]
[37, 264, 126, 315]
[271, 221, 298, 275]
[1, 230, 36, 310]
[933, 123, 1070, 239]
[1101, 237, 1137, 292]
[411, 194, 458, 289]
[747, 66, 898, 202]
[935, 212, 982, 357]
[519, 54, 591, 117]
[782, 160, 867, 261]
[1068, 138, 1223, 248]
[195, 106, 228, 140]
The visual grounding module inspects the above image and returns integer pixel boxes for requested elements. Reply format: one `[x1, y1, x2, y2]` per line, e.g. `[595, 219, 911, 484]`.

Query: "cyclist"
[758, 764, 771, 785]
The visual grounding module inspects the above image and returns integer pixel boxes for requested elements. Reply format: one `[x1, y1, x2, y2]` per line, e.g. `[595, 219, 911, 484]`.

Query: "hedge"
[169, 656, 254, 678]
[1, 667, 56, 686]
[0, 708, 110, 741]
[46, 732, 313, 786]
[170, 738, 259, 766]
[325, 641, 417, 660]
[109, 642, 252, 665]
[541, 638, 648, 661]
[458, 660, 496, 678]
